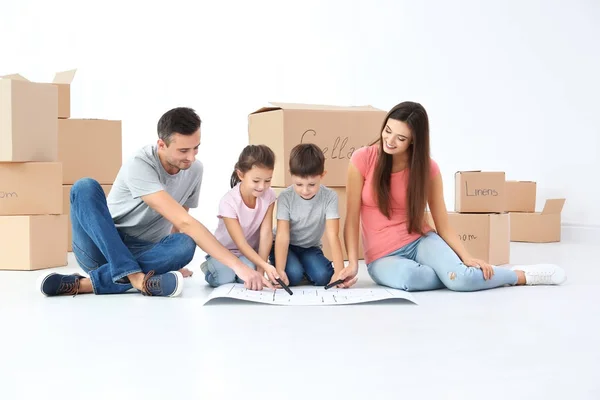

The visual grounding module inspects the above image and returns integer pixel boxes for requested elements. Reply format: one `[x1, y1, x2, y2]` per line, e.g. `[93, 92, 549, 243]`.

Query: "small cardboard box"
[0, 215, 68, 270]
[272, 187, 363, 261]
[506, 180, 536, 212]
[58, 119, 122, 184]
[427, 211, 510, 265]
[0, 162, 62, 215]
[63, 184, 112, 251]
[0, 74, 58, 162]
[52, 69, 77, 119]
[455, 171, 506, 213]
[249, 103, 387, 187]
[510, 199, 565, 243]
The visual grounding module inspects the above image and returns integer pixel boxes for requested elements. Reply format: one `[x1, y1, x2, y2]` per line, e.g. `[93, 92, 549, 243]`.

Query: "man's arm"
[141, 190, 273, 289]
[171, 206, 189, 233]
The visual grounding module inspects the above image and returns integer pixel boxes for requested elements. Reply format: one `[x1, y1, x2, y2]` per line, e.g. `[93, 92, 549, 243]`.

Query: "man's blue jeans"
[70, 178, 197, 294]
[269, 244, 334, 286]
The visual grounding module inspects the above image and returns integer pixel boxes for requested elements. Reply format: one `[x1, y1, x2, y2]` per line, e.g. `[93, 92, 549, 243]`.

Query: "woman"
[337, 101, 566, 291]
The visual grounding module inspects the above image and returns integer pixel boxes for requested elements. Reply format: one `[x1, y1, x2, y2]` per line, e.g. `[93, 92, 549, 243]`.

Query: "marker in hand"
[324, 279, 345, 290]
[276, 278, 293, 295]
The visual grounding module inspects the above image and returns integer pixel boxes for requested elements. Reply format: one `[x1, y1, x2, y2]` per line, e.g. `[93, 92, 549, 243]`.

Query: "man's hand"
[337, 263, 359, 288]
[235, 265, 273, 291]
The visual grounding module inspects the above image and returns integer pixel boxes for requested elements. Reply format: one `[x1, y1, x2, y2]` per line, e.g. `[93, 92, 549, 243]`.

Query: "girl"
[201, 144, 280, 289]
[338, 101, 567, 291]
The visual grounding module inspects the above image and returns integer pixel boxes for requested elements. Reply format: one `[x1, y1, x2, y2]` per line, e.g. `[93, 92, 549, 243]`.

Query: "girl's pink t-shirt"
[213, 183, 277, 257]
[350, 144, 440, 264]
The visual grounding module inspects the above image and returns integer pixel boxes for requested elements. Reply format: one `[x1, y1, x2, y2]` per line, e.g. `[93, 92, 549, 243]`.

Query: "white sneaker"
[511, 264, 567, 285]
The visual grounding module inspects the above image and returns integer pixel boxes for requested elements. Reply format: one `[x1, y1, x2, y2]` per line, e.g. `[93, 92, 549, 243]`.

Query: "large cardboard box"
[0, 75, 58, 162]
[427, 212, 510, 265]
[0, 162, 62, 215]
[506, 180, 536, 212]
[0, 215, 68, 270]
[248, 103, 387, 187]
[63, 184, 112, 251]
[455, 171, 506, 213]
[58, 119, 122, 184]
[510, 198, 565, 243]
[272, 187, 363, 261]
[52, 69, 77, 119]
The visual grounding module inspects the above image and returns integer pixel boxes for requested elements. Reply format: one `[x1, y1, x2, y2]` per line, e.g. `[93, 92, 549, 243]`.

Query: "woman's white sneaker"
[511, 264, 567, 285]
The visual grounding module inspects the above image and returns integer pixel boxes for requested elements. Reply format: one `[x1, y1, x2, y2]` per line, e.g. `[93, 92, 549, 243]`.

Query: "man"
[37, 107, 274, 297]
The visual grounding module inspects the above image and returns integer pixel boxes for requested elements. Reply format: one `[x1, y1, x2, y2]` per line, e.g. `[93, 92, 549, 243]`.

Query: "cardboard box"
[63, 184, 112, 251]
[58, 119, 122, 184]
[427, 211, 510, 265]
[272, 187, 363, 261]
[510, 198, 565, 243]
[0, 162, 62, 215]
[52, 69, 77, 119]
[455, 171, 506, 213]
[248, 103, 387, 187]
[506, 180, 536, 212]
[0, 74, 58, 162]
[0, 215, 68, 270]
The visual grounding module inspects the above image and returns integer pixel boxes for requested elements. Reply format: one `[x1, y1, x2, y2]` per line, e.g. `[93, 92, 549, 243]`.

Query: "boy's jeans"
[367, 231, 518, 292]
[269, 244, 334, 286]
[70, 178, 197, 294]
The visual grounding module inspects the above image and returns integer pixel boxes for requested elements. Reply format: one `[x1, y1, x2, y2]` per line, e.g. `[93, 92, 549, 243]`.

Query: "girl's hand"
[263, 263, 281, 285]
[274, 269, 289, 287]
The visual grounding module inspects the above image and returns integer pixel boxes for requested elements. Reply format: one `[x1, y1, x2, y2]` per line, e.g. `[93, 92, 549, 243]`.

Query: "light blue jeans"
[367, 232, 518, 292]
[204, 254, 257, 287]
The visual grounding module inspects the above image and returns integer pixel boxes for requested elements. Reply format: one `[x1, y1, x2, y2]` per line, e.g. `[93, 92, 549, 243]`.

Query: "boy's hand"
[328, 270, 344, 288]
[337, 263, 359, 288]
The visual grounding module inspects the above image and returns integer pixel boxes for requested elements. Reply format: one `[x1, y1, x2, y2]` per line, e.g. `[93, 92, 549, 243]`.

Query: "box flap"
[455, 170, 482, 174]
[541, 198, 566, 215]
[506, 180, 536, 183]
[249, 102, 382, 115]
[0, 73, 29, 81]
[53, 69, 77, 84]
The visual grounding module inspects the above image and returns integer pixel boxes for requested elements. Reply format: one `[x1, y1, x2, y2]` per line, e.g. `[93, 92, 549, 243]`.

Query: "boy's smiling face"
[291, 174, 324, 200]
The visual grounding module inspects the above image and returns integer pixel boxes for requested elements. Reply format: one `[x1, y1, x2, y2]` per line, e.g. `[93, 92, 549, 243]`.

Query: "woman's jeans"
[367, 232, 518, 292]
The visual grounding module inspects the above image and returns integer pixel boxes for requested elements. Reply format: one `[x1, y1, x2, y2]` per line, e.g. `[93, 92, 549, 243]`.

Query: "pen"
[324, 279, 345, 290]
[276, 278, 293, 295]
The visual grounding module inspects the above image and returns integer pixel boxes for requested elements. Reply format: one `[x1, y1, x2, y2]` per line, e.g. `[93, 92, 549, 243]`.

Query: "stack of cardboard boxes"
[56, 71, 123, 251]
[248, 102, 387, 261]
[428, 171, 566, 266]
[1, 72, 67, 270]
[0, 70, 123, 274]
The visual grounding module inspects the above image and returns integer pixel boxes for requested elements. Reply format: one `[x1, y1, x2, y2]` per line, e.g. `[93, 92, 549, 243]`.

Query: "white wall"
[2, 0, 599, 248]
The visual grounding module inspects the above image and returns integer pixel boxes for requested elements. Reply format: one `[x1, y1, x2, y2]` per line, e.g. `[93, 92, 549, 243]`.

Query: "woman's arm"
[427, 172, 471, 260]
[428, 172, 494, 279]
[339, 162, 364, 288]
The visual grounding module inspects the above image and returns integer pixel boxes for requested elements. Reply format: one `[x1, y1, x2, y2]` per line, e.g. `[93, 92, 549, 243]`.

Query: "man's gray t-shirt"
[107, 144, 203, 243]
[274, 185, 339, 249]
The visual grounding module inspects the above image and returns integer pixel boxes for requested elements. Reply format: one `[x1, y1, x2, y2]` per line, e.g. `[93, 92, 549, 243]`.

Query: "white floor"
[1, 235, 599, 400]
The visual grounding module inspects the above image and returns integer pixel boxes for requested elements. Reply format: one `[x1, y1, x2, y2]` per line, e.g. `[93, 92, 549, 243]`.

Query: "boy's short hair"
[289, 143, 325, 177]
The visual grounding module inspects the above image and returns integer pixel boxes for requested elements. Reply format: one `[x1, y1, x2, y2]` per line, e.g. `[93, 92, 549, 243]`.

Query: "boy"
[270, 143, 345, 287]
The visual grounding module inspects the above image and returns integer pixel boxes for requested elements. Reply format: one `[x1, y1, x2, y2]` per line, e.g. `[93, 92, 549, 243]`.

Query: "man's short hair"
[157, 107, 201, 145]
[289, 143, 325, 177]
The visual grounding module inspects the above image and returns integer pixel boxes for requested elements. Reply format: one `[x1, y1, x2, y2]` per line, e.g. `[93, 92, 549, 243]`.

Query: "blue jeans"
[204, 255, 256, 287]
[269, 244, 334, 286]
[70, 178, 197, 294]
[367, 231, 518, 292]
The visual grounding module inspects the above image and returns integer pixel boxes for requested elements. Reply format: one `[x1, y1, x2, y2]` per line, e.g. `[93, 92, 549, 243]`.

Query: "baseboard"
[560, 224, 600, 244]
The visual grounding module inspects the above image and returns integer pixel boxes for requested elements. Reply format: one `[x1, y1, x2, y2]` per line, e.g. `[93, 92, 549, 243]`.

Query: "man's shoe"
[511, 264, 567, 285]
[141, 270, 184, 297]
[37, 273, 85, 297]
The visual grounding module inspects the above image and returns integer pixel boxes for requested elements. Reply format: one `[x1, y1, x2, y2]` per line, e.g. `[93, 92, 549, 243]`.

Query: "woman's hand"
[462, 257, 494, 280]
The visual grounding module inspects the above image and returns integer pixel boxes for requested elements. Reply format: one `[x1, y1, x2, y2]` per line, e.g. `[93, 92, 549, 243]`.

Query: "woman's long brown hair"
[370, 101, 431, 235]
